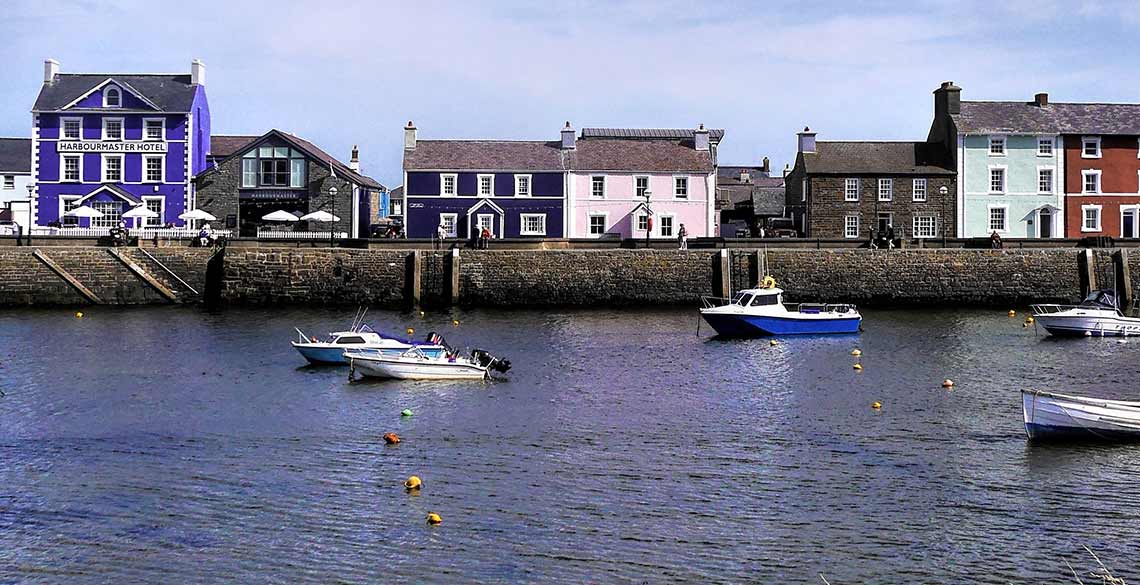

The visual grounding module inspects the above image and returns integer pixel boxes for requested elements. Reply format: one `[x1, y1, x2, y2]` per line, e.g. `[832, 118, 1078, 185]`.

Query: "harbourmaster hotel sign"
[57, 141, 168, 153]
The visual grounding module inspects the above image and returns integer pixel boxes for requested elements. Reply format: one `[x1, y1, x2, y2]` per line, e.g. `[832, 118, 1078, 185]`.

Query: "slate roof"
[201, 129, 384, 190]
[33, 74, 199, 112]
[571, 138, 714, 173]
[753, 181, 786, 216]
[209, 135, 259, 159]
[717, 165, 767, 184]
[389, 186, 403, 198]
[582, 128, 725, 142]
[0, 138, 31, 173]
[403, 140, 566, 171]
[955, 101, 1140, 135]
[801, 141, 953, 175]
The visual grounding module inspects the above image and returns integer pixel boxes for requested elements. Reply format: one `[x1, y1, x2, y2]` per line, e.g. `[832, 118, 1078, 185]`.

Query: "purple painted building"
[402, 122, 567, 239]
[30, 59, 210, 228]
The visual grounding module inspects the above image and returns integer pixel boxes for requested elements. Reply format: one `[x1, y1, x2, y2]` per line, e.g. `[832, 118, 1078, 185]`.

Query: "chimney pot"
[934, 81, 961, 116]
[350, 145, 360, 172]
[561, 121, 576, 149]
[797, 127, 817, 154]
[43, 59, 59, 84]
[762, 156, 770, 174]
[1034, 92, 1049, 106]
[404, 122, 417, 150]
[191, 59, 206, 86]
[694, 124, 710, 151]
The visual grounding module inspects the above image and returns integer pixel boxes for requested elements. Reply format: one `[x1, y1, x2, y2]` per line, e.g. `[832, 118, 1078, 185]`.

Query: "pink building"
[565, 126, 720, 239]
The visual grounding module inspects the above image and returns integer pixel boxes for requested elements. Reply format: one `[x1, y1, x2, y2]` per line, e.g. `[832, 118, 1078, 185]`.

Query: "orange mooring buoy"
[383, 432, 401, 445]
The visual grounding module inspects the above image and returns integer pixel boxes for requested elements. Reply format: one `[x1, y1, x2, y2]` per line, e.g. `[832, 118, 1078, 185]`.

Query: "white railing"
[137, 228, 232, 240]
[256, 229, 348, 239]
[28, 226, 233, 239]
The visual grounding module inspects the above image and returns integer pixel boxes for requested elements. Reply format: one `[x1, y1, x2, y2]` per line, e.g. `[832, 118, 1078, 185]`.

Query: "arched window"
[104, 86, 121, 107]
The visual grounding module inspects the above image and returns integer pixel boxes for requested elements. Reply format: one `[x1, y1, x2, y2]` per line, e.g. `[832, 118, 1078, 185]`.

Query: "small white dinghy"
[1022, 389, 1140, 441]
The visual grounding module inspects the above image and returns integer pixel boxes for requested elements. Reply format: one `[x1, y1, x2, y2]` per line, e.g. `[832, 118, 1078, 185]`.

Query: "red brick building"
[1064, 133, 1140, 239]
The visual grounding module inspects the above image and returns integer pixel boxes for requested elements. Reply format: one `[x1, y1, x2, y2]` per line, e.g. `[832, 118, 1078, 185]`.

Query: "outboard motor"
[472, 349, 511, 373]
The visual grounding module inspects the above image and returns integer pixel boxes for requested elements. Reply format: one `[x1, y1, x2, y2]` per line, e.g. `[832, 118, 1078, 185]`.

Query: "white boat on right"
[1022, 390, 1140, 441]
[1031, 289, 1140, 337]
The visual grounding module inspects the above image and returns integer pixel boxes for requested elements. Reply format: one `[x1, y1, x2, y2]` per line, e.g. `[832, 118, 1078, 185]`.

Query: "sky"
[3, 0, 1140, 187]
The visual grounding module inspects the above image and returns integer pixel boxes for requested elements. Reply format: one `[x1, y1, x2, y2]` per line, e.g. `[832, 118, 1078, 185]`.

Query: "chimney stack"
[349, 145, 360, 172]
[783, 163, 791, 178]
[404, 121, 417, 151]
[561, 121, 576, 150]
[762, 156, 770, 174]
[933, 81, 962, 117]
[797, 126, 817, 153]
[694, 124, 710, 151]
[740, 169, 751, 183]
[191, 59, 206, 86]
[1034, 92, 1049, 107]
[43, 59, 59, 84]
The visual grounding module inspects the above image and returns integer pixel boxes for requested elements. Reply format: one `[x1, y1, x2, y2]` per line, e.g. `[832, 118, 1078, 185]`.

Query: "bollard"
[449, 248, 460, 306]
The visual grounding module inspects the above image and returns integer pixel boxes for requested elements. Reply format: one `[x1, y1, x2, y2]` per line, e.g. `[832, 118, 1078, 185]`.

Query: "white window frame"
[102, 153, 124, 182]
[844, 178, 859, 202]
[1082, 204, 1102, 232]
[60, 154, 82, 182]
[59, 195, 81, 226]
[2, 175, 13, 190]
[989, 135, 1006, 156]
[514, 174, 531, 197]
[102, 117, 124, 141]
[801, 178, 806, 203]
[519, 213, 547, 236]
[475, 213, 494, 235]
[143, 118, 165, 141]
[636, 213, 650, 232]
[987, 205, 1009, 233]
[591, 176, 605, 199]
[877, 178, 892, 201]
[658, 213, 676, 237]
[439, 213, 458, 237]
[673, 176, 689, 199]
[1082, 136, 1101, 159]
[912, 178, 927, 202]
[241, 158, 257, 188]
[143, 154, 165, 183]
[912, 214, 937, 238]
[635, 176, 650, 199]
[61, 117, 82, 140]
[1082, 169, 1102, 194]
[1121, 204, 1140, 238]
[843, 215, 859, 239]
[1037, 137, 1054, 157]
[1037, 167, 1054, 194]
[477, 174, 494, 197]
[989, 166, 1007, 194]
[103, 86, 122, 108]
[141, 195, 165, 227]
[440, 173, 457, 197]
[588, 212, 608, 237]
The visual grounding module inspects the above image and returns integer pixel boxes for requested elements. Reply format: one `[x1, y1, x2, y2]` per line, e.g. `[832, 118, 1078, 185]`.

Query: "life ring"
[761, 276, 777, 289]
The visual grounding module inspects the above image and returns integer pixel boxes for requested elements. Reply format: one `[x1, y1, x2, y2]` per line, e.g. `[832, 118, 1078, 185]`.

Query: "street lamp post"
[939, 185, 949, 248]
[327, 184, 338, 248]
[643, 190, 652, 249]
[25, 184, 34, 246]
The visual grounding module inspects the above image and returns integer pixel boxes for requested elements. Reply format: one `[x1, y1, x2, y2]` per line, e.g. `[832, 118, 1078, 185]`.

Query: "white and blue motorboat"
[1032, 289, 1140, 337]
[1023, 389, 1140, 441]
[292, 325, 420, 365]
[700, 285, 861, 337]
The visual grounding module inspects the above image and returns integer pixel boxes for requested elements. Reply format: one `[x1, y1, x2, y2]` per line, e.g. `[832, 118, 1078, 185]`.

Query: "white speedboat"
[1032, 290, 1140, 337]
[292, 326, 417, 364]
[1022, 389, 1140, 441]
[345, 345, 511, 381]
[700, 283, 861, 337]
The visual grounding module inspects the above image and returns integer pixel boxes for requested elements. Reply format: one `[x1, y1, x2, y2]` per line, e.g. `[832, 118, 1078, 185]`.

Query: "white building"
[0, 138, 34, 231]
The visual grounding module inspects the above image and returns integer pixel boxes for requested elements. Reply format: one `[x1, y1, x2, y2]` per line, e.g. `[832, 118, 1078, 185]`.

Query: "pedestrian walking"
[678, 223, 688, 250]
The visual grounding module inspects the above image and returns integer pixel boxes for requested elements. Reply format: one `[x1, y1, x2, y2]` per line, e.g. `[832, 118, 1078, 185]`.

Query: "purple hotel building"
[30, 59, 210, 228]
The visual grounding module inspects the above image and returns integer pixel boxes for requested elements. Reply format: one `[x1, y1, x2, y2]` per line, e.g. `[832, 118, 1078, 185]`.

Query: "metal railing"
[28, 226, 233, 239]
[256, 230, 348, 239]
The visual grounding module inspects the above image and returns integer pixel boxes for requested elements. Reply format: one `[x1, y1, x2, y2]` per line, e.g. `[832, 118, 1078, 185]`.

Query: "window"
[260, 158, 290, 186]
[476, 214, 494, 234]
[290, 159, 304, 188]
[591, 176, 605, 198]
[635, 176, 649, 198]
[1037, 137, 1054, 156]
[1082, 205, 1102, 232]
[912, 178, 927, 202]
[1083, 170, 1101, 194]
[144, 155, 164, 183]
[61, 118, 81, 140]
[144, 119, 164, 141]
[102, 154, 123, 182]
[515, 174, 531, 197]
[439, 213, 457, 237]
[913, 215, 937, 238]
[989, 136, 1006, 155]
[1038, 168, 1054, 193]
[92, 201, 123, 228]
[103, 86, 121, 108]
[988, 206, 1007, 232]
[990, 168, 1005, 193]
[844, 215, 859, 238]
[243, 146, 306, 188]
[520, 213, 546, 236]
[60, 196, 80, 226]
[440, 174, 457, 196]
[2, 175, 13, 190]
[878, 178, 892, 201]
[588, 214, 606, 236]
[62, 155, 81, 182]
[637, 214, 649, 231]
[659, 215, 674, 237]
[674, 176, 688, 198]
[241, 158, 257, 188]
[801, 179, 806, 202]
[478, 174, 494, 197]
[844, 178, 859, 201]
[102, 118, 123, 141]
[142, 197, 164, 227]
[1082, 137, 1101, 158]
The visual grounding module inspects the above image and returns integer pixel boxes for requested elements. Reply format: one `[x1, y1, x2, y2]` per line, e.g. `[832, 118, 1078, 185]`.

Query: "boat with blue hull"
[700, 285, 861, 337]
[292, 326, 423, 364]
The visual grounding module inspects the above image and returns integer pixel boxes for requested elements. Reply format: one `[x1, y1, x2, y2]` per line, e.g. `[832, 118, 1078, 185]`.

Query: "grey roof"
[571, 138, 714, 172]
[33, 74, 198, 112]
[201, 129, 384, 190]
[209, 135, 259, 159]
[717, 165, 767, 183]
[955, 101, 1140, 135]
[582, 127, 725, 142]
[753, 185, 786, 215]
[389, 186, 403, 197]
[404, 140, 566, 171]
[0, 138, 31, 173]
[801, 142, 953, 175]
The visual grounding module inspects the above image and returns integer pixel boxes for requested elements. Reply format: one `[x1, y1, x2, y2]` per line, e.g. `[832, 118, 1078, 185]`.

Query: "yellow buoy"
[1022, 323, 1028, 328]
[75, 311, 84, 318]
[851, 349, 862, 356]
[1026, 316, 1034, 324]
[942, 379, 954, 388]
[872, 401, 882, 410]
[853, 363, 863, 371]
[769, 340, 778, 346]
[426, 512, 442, 525]
[1008, 310, 1016, 317]
[404, 476, 422, 490]
[406, 327, 415, 335]
[419, 311, 425, 317]
[452, 319, 460, 326]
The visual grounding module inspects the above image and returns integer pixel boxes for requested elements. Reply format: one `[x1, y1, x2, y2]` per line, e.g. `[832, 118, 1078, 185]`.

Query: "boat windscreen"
[1080, 289, 1118, 309]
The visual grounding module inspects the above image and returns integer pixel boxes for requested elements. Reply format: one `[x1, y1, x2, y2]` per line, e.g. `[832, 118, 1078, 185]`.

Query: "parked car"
[767, 228, 797, 238]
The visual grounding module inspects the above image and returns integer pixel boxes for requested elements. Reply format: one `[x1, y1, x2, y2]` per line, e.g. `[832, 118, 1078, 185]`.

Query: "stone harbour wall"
[220, 249, 408, 306]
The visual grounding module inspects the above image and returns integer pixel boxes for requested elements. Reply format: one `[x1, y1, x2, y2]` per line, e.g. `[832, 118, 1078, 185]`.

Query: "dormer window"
[104, 86, 122, 108]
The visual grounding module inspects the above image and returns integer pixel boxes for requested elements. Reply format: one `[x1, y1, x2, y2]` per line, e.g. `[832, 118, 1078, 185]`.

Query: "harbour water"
[1, 306, 1139, 583]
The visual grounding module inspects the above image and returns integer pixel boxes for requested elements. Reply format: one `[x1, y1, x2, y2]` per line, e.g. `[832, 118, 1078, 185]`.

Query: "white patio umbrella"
[262, 210, 300, 222]
[299, 210, 340, 222]
[179, 209, 217, 221]
[122, 205, 159, 228]
[64, 205, 105, 218]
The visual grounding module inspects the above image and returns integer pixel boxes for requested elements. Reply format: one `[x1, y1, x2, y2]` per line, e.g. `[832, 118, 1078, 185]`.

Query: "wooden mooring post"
[1114, 249, 1133, 311]
[1078, 249, 1097, 299]
[449, 248, 460, 306]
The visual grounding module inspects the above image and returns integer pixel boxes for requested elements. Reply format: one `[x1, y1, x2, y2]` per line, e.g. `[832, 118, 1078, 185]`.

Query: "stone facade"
[800, 175, 957, 240]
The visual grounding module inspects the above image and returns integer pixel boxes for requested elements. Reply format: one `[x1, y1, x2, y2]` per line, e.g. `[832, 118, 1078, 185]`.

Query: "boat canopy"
[1080, 289, 1118, 310]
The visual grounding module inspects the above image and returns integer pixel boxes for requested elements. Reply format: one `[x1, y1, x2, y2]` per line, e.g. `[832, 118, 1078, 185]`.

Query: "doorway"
[1039, 208, 1052, 238]
[1123, 208, 1138, 239]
